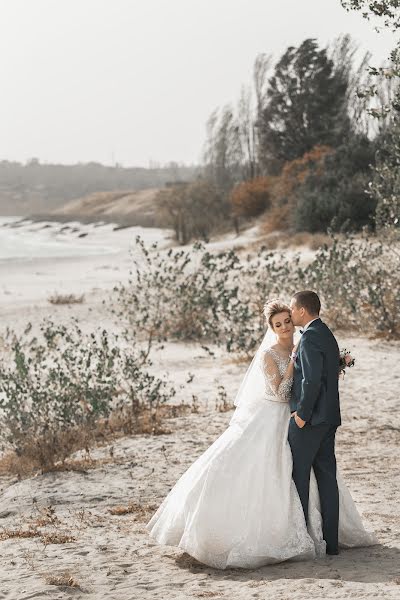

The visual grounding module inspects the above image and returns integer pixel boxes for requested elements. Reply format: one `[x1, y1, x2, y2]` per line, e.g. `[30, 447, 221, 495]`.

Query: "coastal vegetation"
[0, 321, 177, 473]
[1, 0, 399, 477]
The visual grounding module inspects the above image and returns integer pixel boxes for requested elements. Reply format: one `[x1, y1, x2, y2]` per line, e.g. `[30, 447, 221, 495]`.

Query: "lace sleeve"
[261, 350, 292, 403]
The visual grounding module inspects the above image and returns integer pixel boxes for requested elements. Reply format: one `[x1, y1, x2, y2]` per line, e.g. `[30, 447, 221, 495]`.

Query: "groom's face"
[289, 298, 304, 327]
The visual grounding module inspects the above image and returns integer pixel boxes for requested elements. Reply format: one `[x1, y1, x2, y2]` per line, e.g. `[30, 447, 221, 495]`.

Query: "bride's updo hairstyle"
[263, 298, 291, 330]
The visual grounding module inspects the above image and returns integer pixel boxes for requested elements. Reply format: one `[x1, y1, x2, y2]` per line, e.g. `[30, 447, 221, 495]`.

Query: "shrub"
[294, 189, 339, 233]
[112, 235, 301, 356]
[373, 121, 400, 232]
[260, 145, 333, 233]
[48, 293, 85, 305]
[229, 177, 273, 219]
[293, 137, 377, 233]
[0, 319, 176, 470]
[155, 180, 230, 244]
[112, 233, 400, 356]
[301, 233, 400, 336]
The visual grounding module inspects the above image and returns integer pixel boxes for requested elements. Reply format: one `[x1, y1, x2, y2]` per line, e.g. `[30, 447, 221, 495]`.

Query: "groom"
[288, 290, 341, 555]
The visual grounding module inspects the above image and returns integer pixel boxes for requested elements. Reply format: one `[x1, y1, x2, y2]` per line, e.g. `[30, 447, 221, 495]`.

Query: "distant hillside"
[0, 160, 198, 216]
[47, 188, 162, 227]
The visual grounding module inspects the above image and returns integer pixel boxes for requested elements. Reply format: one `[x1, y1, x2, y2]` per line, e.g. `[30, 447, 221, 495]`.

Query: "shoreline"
[1, 212, 163, 229]
[0, 218, 174, 309]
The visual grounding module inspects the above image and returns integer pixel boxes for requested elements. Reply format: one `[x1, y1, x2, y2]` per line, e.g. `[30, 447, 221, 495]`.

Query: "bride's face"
[271, 311, 294, 341]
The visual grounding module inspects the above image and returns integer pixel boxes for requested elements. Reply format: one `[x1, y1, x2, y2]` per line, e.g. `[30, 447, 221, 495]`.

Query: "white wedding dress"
[145, 346, 377, 569]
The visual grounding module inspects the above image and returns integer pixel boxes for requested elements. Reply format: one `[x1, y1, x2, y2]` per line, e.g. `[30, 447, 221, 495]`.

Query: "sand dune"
[40, 188, 162, 227]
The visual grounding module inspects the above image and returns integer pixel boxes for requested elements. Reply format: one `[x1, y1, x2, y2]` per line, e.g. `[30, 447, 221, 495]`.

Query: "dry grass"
[0, 403, 191, 479]
[0, 527, 41, 541]
[0, 445, 116, 479]
[247, 230, 332, 252]
[29, 505, 60, 528]
[174, 552, 203, 569]
[107, 402, 191, 437]
[0, 507, 78, 569]
[0, 449, 118, 480]
[223, 354, 252, 366]
[43, 571, 82, 588]
[191, 394, 200, 413]
[259, 205, 291, 234]
[0, 425, 100, 477]
[45, 455, 116, 473]
[108, 501, 158, 521]
[0, 525, 76, 545]
[216, 401, 235, 413]
[289, 232, 331, 249]
[41, 532, 76, 544]
[214, 386, 234, 413]
[48, 293, 85, 305]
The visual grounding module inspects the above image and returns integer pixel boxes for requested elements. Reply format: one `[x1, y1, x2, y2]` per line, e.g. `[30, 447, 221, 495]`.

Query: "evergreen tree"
[340, 0, 400, 232]
[294, 135, 377, 232]
[259, 38, 351, 169]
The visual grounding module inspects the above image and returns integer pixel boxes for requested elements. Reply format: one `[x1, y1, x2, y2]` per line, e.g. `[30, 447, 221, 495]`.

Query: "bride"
[145, 299, 377, 569]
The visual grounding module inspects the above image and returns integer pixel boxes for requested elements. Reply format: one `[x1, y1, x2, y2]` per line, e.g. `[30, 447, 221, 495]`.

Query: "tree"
[372, 120, 400, 229]
[294, 136, 377, 232]
[341, 1, 400, 30]
[203, 106, 242, 192]
[156, 180, 229, 244]
[230, 177, 273, 221]
[236, 85, 258, 180]
[329, 34, 373, 136]
[340, 0, 400, 232]
[258, 38, 351, 169]
[340, 1, 400, 118]
[156, 182, 189, 244]
[203, 54, 272, 188]
[261, 145, 333, 231]
[236, 54, 273, 180]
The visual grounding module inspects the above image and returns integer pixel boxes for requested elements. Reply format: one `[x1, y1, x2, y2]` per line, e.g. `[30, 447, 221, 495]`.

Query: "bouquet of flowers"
[339, 348, 355, 378]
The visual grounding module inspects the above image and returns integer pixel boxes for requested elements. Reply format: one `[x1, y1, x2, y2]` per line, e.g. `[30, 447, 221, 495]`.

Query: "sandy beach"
[0, 218, 399, 599]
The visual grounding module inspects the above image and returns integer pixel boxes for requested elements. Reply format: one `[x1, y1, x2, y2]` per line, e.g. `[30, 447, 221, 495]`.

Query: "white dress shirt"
[302, 317, 320, 332]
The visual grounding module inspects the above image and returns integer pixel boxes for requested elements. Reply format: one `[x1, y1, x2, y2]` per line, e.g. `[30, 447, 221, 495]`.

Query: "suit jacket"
[290, 318, 341, 426]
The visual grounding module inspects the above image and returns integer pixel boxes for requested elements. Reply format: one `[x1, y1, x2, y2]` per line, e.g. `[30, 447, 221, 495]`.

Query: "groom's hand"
[293, 412, 306, 428]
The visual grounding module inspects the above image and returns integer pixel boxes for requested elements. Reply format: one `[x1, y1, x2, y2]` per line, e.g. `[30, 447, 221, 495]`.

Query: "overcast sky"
[0, 0, 396, 167]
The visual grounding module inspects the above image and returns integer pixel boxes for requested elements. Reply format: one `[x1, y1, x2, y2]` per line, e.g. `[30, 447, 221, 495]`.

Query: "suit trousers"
[288, 417, 339, 553]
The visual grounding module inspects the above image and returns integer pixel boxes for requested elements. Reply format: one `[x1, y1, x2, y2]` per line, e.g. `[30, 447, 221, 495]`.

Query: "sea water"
[0, 217, 119, 261]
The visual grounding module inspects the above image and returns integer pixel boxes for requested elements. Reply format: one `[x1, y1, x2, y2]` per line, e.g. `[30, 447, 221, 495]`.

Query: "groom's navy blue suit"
[289, 317, 341, 554]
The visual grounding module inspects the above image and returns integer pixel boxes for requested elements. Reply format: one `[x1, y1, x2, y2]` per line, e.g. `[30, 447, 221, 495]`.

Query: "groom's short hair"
[292, 290, 321, 316]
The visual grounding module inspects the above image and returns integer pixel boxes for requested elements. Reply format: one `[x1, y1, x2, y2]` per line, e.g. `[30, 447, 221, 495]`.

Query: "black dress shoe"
[326, 548, 339, 555]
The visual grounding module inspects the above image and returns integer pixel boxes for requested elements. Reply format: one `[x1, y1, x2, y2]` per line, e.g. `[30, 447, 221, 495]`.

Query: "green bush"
[293, 137, 377, 233]
[112, 234, 400, 355]
[112, 236, 301, 356]
[294, 173, 376, 232]
[302, 234, 400, 336]
[0, 319, 176, 469]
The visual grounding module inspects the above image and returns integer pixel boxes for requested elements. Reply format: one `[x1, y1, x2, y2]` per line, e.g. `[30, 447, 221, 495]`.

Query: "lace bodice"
[260, 347, 293, 403]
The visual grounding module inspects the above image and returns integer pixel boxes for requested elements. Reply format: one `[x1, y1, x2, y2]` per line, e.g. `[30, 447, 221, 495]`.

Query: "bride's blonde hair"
[263, 298, 291, 329]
